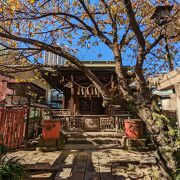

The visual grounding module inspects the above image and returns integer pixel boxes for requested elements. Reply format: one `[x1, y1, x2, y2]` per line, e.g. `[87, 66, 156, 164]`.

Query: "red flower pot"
[42, 120, 62, 139]
[124, 119, 143, 139]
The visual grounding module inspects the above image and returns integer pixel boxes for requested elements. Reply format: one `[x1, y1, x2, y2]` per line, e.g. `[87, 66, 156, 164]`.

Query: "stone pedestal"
[37, 134, 66, 152]
[122, 136, 156, 151]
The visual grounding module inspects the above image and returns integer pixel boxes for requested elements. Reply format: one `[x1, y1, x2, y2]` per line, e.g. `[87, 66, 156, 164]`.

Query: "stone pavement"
[6, 133, 168, 180]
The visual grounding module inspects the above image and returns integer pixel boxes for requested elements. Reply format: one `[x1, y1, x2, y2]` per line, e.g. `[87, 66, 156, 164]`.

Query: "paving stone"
[127, 172, 142, 179]
[55, 151, 77, 179]
[54, 168, 72, 180]
[70, 172, 84, 180]
[115, 175, 127, 180]
[27, 171, 53, 179]
[84, 152, 100, 180]
[144, 174, 152, 180]
[6, 134, 164, 180]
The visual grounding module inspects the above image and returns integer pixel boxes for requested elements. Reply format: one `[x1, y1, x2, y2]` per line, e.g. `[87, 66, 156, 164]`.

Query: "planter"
[124, 119, 143, 139]
[42, 120, 62, 139]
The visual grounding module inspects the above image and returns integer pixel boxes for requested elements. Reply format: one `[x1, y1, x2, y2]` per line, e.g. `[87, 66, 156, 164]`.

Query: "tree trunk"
[135, 51, 151, 102]
[113, 46, 134, 102]
[133, 103, 178, 178]
[112, 47, 177, 177]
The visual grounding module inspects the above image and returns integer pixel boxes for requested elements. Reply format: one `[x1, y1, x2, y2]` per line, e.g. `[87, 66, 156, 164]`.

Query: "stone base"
[37, 133, 66, 152]
[122, 136, 156, 151]
[127, 139, 146, 147]
[39, 139, 57, 147]
[36, 146, 57, 152]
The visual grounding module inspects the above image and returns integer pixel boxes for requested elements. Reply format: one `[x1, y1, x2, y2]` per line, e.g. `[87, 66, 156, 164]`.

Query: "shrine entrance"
[42, 61, 133, 132]
[79, 97, 105, 115]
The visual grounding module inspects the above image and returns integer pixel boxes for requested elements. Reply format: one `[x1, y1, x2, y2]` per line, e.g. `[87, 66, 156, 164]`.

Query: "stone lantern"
[151, 5, 174, 71]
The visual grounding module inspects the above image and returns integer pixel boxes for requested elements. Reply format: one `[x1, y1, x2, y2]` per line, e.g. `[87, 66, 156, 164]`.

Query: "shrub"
[0, 156, 26, 180]
[0, 144, 7, 155]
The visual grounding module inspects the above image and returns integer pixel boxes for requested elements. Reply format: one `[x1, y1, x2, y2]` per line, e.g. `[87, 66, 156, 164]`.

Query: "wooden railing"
[51, 113, 131, 132]
[51, 109, 70, 116]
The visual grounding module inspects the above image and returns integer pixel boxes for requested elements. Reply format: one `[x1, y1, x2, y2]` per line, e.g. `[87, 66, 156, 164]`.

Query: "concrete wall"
[161, 98, 176, 111]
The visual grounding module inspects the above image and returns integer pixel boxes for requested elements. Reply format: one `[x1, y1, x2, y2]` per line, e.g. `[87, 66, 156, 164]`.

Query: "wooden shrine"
[42, 61, 132, 132]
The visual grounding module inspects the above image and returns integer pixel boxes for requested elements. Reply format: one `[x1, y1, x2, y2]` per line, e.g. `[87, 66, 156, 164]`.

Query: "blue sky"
[76, 43, 113, 61]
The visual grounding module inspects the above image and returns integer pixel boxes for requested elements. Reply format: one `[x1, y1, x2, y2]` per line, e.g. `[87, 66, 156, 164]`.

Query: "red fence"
[0, 106, 25, 149]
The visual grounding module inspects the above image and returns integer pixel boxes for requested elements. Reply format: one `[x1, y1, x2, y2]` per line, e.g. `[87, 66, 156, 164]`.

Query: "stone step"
[68, 132, 123, 138]
[66, 138, 93, 144]
[62, 144, 123, 150]
[66, 137, 121, 145]
[110, 157, 156, 166]
[128, 146, 150, 152]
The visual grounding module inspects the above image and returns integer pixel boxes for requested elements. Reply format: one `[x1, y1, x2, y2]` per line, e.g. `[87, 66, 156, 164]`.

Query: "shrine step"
[68, 132, 123, 138]
[66, 137, 121, 145]
[62, 144, 123, 150]
[66, 138, 93, 144]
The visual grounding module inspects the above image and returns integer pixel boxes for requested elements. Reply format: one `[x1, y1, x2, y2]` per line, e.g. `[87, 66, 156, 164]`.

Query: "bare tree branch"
[123, 0, 146, 49]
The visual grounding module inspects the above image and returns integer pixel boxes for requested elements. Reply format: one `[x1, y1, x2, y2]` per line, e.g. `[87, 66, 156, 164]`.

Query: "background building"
[43, 50, 66, 108]
[43, 44, 77, 66]
[44, 51, 66, 66]
[0, 0, 7, 4]
[46, 89, 63, 109]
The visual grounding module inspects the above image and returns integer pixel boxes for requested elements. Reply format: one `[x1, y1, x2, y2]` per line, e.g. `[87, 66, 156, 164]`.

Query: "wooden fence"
[53, 114, 131, 132]
[0, 106, 26, 149]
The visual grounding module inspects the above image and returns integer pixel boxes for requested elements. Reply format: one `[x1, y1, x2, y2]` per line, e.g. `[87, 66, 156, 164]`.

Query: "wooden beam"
[150, 68, 180, 90]
[175, 83, 180, 136]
